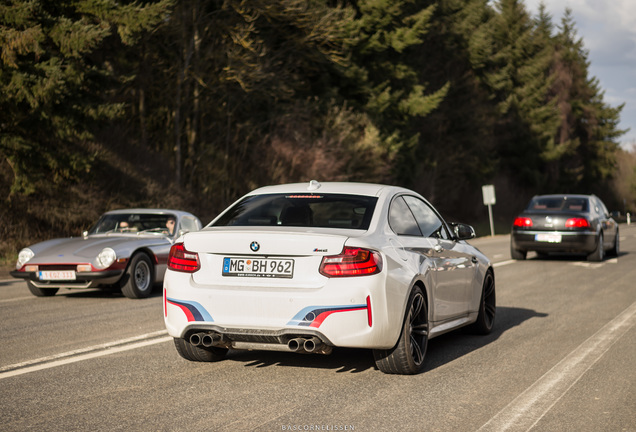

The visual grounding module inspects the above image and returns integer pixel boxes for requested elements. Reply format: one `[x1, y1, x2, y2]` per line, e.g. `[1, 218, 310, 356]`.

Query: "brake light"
[565, 217, 590, 228]
[513, 217, 533, 228]
[168, 243, 200, 273]
[319, 247, 382, 277]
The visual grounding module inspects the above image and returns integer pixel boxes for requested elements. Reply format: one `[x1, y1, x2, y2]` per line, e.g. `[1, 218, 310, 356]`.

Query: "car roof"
[245, 181, 412, 197]
[532, 194, 595, 200]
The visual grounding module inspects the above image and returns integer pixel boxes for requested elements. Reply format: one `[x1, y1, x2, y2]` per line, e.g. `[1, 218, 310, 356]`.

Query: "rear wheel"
[173, 337, 228, 362]
[373, 286, 428, 375]
[468, 270, 496, 335]
[608, 229, 619, 257]
[587, 232, 604, 262]
[121, 253, 154, 299]
[510, 244, 526, 260]
[26, 281, 58, 297]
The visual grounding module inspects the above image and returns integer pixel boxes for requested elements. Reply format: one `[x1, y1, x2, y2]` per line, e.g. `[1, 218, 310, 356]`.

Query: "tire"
[587, 232, 604, 262]
[27, 281, 59, 297]
[510, 244, 526, 260]
[120, 253, 154, 299]
[173, 337, 228, 362]
[468, 270, 496, 335]
[608, 229, 619, 257]
[373, 286, 428, 375]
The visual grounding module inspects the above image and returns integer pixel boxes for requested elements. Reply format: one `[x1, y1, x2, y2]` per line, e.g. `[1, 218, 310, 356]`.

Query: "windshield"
[211, 193, 378, 230]
[88, 213, 177, 235]
[527, 197, 589, 212]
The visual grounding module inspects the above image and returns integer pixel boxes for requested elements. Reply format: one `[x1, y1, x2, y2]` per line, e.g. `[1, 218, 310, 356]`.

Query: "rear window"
[211, 193, 378, 230]
[527, 197, 589, 212]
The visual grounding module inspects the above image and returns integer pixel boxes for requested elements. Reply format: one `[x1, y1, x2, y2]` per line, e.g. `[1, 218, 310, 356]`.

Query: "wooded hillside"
[1, 0, 634, 260]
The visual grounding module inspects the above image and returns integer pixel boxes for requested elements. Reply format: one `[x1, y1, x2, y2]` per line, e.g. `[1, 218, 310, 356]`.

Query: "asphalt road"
[1, 226, 635, 432]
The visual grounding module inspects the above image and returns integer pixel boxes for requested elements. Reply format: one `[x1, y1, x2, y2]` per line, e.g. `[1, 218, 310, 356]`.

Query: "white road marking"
[0, 296, 36, 304]
[493, 260, 516, 268]
[478, 301, 636, 432]
[0, 330, 170, 379]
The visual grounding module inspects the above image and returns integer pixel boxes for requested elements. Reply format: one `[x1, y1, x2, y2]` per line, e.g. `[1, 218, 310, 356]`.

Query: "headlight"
[94, 248, 116, 269]
[16, 248, 34, 269]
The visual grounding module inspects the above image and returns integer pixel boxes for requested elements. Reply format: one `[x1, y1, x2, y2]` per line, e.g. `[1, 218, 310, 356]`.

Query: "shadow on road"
[222, 306, 548, 374]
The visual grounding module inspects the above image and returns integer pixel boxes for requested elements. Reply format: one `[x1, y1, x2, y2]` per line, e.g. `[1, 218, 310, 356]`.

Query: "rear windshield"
[211, 193, 378, 230]
[527, 197, 589, 212]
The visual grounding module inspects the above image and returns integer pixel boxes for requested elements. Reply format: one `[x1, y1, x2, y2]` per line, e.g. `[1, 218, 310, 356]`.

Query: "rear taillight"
[168, 243, 200, 273]
[319, 247, 382, 277]
[513, 217, 533, 228]
[565, 217, 590, 228]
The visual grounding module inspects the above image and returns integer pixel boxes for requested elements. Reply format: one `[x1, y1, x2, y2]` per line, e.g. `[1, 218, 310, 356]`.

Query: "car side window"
[180, 216, 200, 233]
[403, 196, 450, 239]
[596, 198, 609, 218]
[389, 197, 422, 236]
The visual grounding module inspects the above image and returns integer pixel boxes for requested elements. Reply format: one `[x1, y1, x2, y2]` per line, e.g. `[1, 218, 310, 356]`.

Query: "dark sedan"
[510, 194, 619, 261]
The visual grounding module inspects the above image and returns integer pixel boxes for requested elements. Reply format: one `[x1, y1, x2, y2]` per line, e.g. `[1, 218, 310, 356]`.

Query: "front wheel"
[373, 286, 428, 375]
[121, 253, 154, 299]
[27, 281, 58, 297]
[173, 337, 228, 362]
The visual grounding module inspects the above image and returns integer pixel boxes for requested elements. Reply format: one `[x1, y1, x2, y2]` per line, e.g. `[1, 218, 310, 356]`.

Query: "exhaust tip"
[287, 338, 303, 352]
[303, 337, 322, 353]
[189, 333, 203, 346]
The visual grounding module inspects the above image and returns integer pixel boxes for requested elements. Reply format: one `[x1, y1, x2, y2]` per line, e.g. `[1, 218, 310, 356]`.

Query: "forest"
[1, 0, 635, 260]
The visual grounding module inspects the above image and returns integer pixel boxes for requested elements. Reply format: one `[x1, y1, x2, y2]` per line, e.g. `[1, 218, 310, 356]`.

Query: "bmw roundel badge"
[250, 241, 260, 252]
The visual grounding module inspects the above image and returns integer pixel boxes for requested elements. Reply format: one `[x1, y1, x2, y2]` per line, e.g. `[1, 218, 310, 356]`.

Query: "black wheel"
[510, 244, 526, 260]
[173, 337, 228, 362]
[468, 270, 496, 335]
[608, 229, 619, 257]
[373, 286, 428, 375]
[121, 253, 154, 299]
[587, 232, 604, 262]
[26, 281, 58, 297]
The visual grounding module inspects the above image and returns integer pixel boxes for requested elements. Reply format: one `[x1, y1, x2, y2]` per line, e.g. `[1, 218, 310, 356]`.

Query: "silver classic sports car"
[11, 209, 202, 298]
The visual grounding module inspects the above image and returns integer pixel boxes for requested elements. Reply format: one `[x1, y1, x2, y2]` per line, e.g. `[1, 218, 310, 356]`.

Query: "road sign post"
[482, 185, 496, 236]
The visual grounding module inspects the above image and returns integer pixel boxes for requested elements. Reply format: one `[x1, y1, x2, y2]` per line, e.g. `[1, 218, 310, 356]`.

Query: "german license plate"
[222, 257, 294, 278]
[39, 270, 76, 281]
[535, 233, 562, 243]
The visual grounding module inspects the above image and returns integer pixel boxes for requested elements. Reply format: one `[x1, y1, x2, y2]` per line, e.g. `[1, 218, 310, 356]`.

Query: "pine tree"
[0, 0, 170, 197]
[551, 8, 624, 192]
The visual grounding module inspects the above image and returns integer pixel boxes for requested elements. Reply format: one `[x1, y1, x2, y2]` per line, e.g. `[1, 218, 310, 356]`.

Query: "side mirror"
[451, 223, 476, 240]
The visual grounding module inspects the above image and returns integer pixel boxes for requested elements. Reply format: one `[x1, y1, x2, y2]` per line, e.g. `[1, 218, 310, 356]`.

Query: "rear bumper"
[511, 230, 597, 254]
[163, 269, 404, 350]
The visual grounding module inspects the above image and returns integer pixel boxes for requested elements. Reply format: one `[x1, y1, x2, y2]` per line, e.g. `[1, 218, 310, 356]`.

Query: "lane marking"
[0, 330, 170, 379]
[478, 301, 636, 432]
[493, 260, 515, 268]
[0, 296, 36, 304]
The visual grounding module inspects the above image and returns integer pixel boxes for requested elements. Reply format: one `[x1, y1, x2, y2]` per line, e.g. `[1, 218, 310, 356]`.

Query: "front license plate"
[39, 270, 76, 281]
[535, 233, 562, 243]
[222, 257, 294, 278]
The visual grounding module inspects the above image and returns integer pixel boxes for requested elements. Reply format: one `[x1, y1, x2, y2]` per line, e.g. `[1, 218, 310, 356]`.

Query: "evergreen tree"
[344, 0, 448, 184]
[0, 0, 170, 197]
[551, 8, 624, 192]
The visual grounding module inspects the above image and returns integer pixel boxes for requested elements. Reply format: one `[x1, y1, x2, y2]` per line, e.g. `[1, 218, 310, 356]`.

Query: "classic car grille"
[37, 265, 78, 271]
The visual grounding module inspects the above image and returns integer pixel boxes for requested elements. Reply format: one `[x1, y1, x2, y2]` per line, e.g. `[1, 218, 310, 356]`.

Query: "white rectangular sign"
[482, 185, 496, 205]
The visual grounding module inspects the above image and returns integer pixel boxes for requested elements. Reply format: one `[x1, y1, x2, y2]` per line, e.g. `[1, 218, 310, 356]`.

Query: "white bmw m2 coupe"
[163, 181, 495, 374]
